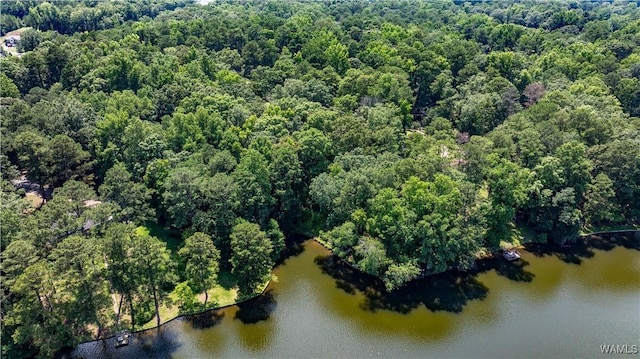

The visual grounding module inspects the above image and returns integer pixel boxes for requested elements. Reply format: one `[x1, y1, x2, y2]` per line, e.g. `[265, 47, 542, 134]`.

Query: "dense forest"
[1, 0, 639, 357]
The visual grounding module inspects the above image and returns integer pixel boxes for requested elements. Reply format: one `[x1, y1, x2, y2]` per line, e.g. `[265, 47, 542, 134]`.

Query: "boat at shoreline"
[502, 249, 521, 261]
[115, 331, 130, 348]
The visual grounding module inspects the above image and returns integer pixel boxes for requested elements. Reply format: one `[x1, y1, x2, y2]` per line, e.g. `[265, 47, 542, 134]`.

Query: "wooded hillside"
[1, 1, 639, 357]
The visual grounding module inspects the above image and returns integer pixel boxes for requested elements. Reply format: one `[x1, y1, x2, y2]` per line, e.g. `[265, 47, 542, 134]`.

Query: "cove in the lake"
[71, 232, 640, 359]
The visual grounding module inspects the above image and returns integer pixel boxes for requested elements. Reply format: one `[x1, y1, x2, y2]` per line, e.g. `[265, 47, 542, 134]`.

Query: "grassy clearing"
[134, 222, 272, 330]
[139, 281, 237, 330]
[493, 224, 535, 251]
[136, 222, 181, 252]
[200, 283, 238, 306]
[139, 272, 271, 330]
[507, 224, 538, 246]
[216, 270, 238, 290]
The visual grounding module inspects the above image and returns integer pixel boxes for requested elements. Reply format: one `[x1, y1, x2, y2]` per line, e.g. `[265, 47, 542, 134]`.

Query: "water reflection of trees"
[235, 290, 277, 324]
[137, 326, 183, 357]
[365, 273, 490, 313]
[527, 232, 639, 265]
[71, 325, 183, 359]
[477, 257, 535, 282]
[186, 309, 225, 329]
[277, 240, 305, 264]
[315, 232, 639, 316]
[314, 251, 544, 314]
[233, 290, 277, 353]
[316, 255, 482, 313]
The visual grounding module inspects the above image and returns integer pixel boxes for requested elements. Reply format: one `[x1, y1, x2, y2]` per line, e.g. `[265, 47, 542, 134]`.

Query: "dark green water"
[73, 235, 640, 358]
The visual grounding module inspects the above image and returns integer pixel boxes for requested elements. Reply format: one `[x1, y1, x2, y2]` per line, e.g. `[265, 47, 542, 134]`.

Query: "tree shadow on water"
[587, 232, 640, 251]
[137, 327, 182, 356]
[234, 290, 277, 324]
[314, 255, 490, 314]
[527, 242, 595, 264]
[368, 272, 490, 314]
[525, 232, 639, 265]
[277, 240, 305, 264]
[71, 326, 183, 359]
[475, 257, 535, 282]
[335, 278, 357, 295]
[186, 309, 225, 329]
[314, 255, 371, 296]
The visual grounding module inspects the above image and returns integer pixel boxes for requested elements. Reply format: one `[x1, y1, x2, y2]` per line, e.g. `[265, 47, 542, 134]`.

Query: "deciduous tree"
[229, 221, 273, 297]
[179, 232, 220, 307]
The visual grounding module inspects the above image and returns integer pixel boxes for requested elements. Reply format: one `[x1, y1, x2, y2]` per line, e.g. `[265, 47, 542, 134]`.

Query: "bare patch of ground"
[11, 174, 48, 210]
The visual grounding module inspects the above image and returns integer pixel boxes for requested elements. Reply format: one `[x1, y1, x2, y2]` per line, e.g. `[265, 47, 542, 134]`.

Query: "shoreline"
[315, 229, 640, 288]
[70, 228, 638, 350]
[75, 233, 317, 346]
[72, 278, 272, 348]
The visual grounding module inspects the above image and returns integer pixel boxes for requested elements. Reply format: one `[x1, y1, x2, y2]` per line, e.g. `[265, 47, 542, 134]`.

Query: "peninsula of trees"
[1, 0, 639, 357]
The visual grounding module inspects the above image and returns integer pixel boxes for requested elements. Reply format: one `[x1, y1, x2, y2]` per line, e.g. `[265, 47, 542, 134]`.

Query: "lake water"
[72, 233, 640, 358]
